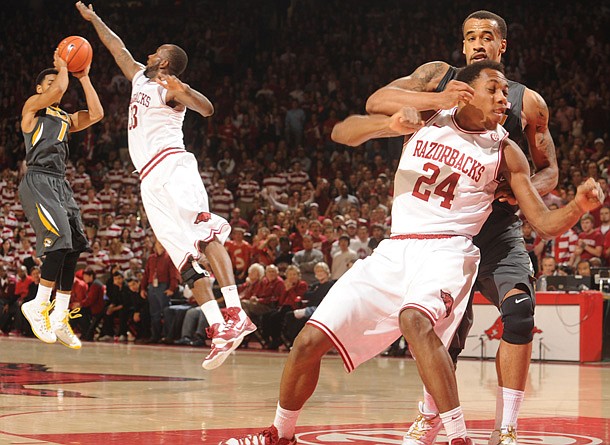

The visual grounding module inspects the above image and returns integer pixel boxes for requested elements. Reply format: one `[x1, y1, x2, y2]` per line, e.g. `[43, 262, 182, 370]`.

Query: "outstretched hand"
[75, 1, 96, 20]
[389, 106, 424, 135]
[574, 177, 605, 212]
[495, 179, 517, 205]
[155, 73, 187, 93]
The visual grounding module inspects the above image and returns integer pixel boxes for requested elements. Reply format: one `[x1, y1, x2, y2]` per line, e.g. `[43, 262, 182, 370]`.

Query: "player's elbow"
[331, 123, 354, 146]
[365, 93, 381, 114]
[90, 109, 104, 123]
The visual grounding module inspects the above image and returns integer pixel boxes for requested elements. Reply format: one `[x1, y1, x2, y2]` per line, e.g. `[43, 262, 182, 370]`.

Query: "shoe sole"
[55, 335, 82, 349]
[21, 306, 56, 344]
[202, 336, 245, 370]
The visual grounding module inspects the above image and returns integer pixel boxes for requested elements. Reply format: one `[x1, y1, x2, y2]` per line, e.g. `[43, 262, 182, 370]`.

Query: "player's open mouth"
[472, 53, 487, 61]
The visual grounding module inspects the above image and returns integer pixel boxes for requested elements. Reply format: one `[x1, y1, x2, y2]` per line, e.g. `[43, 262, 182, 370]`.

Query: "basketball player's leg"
[476, 233, 535, 445]
[19, 173, 74, 343]
[400, 308, 470, 444]
[50, 249, 83, 349]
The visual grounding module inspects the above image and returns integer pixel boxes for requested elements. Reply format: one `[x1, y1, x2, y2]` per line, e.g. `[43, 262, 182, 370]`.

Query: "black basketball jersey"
[435, 66, 527, 151]
[23, 106, 71, 175]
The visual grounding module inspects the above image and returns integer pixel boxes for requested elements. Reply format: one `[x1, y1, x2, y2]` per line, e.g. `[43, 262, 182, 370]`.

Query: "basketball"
[57, 36, 93, 73]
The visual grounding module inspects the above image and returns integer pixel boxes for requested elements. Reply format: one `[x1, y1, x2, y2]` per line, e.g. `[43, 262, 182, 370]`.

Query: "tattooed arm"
[76, 2, 143, 81]
[523, 87, 559, 196]
[365, 61, 474, 116]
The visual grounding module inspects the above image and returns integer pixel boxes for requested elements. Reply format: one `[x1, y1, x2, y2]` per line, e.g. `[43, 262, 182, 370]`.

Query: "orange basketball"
[57, 36, 93, 73]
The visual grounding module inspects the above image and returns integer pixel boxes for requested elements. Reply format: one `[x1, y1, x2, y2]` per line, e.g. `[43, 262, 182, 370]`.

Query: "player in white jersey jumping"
[220, 61, 603, 445]
[77, 2, 256, 370]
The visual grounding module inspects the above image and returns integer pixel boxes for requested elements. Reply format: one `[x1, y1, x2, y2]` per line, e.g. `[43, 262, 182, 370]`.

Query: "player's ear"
[462, 40, 466, 55]
[499, 38, 507, 55]
[159, 59, 169, 70]
[36, 84, 43, 94]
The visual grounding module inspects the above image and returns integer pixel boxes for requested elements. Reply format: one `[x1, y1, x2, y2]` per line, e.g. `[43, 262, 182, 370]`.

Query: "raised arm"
[21, 51, 69, 133]
[331, 107, 424, 147]
[156, 73, 214, 117]
[69, 64, 104, 132]
[365, 61, 474, 116]
[76, 2, 142, 81]
[503, 139, 603, 238]
[523, 88, 558, 195]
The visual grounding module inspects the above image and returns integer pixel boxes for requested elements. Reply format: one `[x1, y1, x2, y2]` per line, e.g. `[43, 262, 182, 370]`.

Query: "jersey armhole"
[132, 69, 145, 85]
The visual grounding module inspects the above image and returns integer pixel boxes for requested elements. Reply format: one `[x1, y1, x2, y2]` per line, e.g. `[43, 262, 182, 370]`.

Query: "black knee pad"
[500, 293, 534, 345]
[181, 260, 210, 288]
[40, 249, 70, 282]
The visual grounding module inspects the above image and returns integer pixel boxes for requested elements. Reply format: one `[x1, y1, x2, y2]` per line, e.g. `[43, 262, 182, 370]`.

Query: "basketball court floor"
[0, 337, 608, 444]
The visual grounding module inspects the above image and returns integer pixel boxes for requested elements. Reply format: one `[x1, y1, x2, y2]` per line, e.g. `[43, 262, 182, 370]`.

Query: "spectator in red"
[98, 180, 118, 215]
[15, 266, 40, 336]
[289, 217, 309, 253]
[14, 265, 32, 300]
[226, 227, 254, 283]
[98, 213, 122, 242]
[570, 213, 604, 266]
[140, 239, 180, 344]
[241, 264, 285, 319]
[81, 187, 103, 229]
[286, 161, 310, 193]
[0, 264, 17, 334]
[107, 238, 134, 273]
[76, 269, 106, 341]
[238, 263, 265, 302]
[261, 265, 308, 350]
[228, 207, 250, 232]
[256, 234, 279, 267]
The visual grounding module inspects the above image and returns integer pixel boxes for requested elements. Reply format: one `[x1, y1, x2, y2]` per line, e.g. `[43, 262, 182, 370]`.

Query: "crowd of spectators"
[0, 1, 609, 343]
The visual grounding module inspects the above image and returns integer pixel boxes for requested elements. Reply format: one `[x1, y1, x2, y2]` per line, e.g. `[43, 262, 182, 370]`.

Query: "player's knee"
[500, 293, 534, 345]
[399, 308, 434, 343]
[292, 325, 332, 361]
[180, 261, 210, 288]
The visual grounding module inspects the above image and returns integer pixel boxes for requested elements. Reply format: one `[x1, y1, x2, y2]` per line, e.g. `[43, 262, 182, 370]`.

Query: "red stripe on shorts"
[139, 147, 185, 180]
[400, 303, 437, 326]
[307, 319, 355, 373]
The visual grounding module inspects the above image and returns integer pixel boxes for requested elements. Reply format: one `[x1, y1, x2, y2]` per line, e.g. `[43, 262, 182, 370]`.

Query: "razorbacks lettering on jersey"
[392, 108, 507, 237]
[23, 106, 71, 174]
[128, 70, 186, 172]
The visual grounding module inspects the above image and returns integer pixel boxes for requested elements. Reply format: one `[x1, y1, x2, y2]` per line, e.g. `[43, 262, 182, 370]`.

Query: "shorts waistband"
[139, 147, 186, 180]
[26, 166, 65, 178]
[390, 234, 463, 240]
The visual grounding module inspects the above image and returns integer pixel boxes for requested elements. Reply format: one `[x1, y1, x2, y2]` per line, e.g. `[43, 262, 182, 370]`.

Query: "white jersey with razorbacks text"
[128, 70, 186, 172]
[392, 108, 508, 238]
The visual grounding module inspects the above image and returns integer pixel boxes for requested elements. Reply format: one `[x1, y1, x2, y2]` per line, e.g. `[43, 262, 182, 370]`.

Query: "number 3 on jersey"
[412, 162, 460, 209]
[128, 104, 138, 130]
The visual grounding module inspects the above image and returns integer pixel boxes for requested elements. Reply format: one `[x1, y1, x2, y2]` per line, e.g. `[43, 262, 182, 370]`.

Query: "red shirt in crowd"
[141, 250, 180, 292]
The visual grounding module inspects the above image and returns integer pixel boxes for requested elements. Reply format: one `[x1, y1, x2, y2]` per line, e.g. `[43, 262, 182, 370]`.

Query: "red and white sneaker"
[212, 307, 257, 346]
[202, 340, 237, 370]
[402, 401, 442, 445]
[219, 425, 296, 445]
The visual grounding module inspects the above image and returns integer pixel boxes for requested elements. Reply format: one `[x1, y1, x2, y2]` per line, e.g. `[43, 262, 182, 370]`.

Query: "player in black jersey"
[20, 50, 103, 350]
[366, 10, 557, 445]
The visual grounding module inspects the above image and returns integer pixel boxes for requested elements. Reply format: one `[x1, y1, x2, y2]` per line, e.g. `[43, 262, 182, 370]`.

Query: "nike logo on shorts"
[515, 297, 529, 304]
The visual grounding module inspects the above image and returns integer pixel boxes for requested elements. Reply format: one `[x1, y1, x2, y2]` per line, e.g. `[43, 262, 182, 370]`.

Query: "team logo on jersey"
[440, 290, 453, 317]
[194, 212, 212, 224]
[43, 237, 53, 247]
[491, 132, 500, 141]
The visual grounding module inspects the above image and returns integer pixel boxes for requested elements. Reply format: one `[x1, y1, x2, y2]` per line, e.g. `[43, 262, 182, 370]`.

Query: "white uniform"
[309, 108, 507, 372]
[129, 70, 230, 271]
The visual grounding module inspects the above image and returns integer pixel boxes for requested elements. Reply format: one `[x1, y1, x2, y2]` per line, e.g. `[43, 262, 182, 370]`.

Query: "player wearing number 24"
[220, 61, 604, 445]
[18, 47, 103, 348]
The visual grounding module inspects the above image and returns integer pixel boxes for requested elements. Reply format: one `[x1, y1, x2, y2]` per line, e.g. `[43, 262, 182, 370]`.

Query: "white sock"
[221, 285, 241, 308]
[494, 386, 503, 430]
[273, 402, 301, 439]
[51, 292, 71, 318]
[423, 386, 439, 414]
[201, 300, 224, 326]
[501, 387, 524, 430]
[439, 406, 467, 441]
[33, 284, 53, 306]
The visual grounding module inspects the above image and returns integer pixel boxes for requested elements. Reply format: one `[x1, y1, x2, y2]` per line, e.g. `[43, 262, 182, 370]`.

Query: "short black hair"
[456, 60, 505, 85]
[463, 10, 507, 39]
[35, 68, 58, 87]
[164, 44, 188, 76]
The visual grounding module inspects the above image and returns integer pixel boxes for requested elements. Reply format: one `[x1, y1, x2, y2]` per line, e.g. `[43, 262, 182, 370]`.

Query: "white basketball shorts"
[308, 236, 480, 373]
[139, 149, 231, 271]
